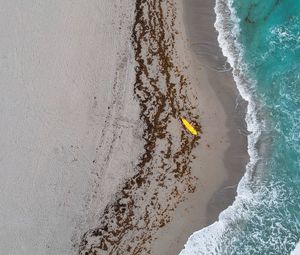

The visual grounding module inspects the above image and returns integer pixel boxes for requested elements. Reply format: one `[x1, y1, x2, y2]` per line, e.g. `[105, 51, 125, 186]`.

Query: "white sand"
[0, 1, 141, 254]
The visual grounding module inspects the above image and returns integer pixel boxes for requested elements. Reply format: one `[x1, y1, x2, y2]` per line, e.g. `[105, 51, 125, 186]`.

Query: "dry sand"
[0, 1, 141, 254]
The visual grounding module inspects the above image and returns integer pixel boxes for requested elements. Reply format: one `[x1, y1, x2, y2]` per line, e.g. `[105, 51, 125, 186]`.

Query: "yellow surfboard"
[181, 117, 198, 136]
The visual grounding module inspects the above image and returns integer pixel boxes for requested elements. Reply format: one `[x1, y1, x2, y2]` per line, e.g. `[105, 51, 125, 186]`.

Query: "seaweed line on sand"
[79, 0, 201, 254]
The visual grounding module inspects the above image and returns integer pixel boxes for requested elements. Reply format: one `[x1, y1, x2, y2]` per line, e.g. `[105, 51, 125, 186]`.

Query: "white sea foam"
[179, 0, 264, 254]
[291, 241, 300, 255]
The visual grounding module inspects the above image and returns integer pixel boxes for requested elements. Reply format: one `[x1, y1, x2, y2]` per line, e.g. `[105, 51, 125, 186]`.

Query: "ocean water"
[180, 0, 300, 254]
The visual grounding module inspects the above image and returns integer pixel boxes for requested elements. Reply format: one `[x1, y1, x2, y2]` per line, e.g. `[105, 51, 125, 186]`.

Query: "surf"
[180, 0, 300, 254]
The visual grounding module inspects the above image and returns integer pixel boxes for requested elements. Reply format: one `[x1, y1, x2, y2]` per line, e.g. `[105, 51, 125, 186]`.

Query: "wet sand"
[183, 0, 249, 225]
[150, 0, 249, 254]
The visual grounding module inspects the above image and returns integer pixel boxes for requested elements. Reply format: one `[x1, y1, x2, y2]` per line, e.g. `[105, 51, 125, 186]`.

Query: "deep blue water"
[180, 0, 300, 254]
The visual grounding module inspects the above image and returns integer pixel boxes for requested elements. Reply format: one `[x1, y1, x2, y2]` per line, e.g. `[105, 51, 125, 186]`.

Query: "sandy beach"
[149, 0, 249, 254]
[0, 0, 247, 254]
[79, 0, 248, 254]
[0, 1, 141, 254]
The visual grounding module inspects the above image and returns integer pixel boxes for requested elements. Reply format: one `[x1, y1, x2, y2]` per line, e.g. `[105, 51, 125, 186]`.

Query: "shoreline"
[183, 0, 249, 225]
[150, 0, 249, 254]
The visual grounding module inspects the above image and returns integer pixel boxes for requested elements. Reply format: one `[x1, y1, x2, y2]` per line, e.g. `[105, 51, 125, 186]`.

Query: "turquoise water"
[232, 0, 300, 253]
[180, 0, 300, 254]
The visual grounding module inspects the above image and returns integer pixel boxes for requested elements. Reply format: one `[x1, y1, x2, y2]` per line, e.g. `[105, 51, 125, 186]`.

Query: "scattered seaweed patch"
[79, 1, 202, 254]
